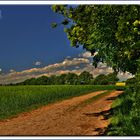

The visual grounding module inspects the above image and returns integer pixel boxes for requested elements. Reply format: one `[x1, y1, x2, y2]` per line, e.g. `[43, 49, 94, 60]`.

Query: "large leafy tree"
[78, 71, 93, 84]
[52, 5, 140, 74]
[65, 73, 79, 85]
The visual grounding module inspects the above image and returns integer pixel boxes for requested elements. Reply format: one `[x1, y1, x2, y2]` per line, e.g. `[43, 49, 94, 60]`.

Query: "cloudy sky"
[0, 5, 83, 73]
[0, 51, 133, 84]
[0, 5, 133, 84]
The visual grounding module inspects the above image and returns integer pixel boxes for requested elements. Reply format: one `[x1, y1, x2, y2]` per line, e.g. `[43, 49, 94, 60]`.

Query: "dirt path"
[0, 90, 123, 136]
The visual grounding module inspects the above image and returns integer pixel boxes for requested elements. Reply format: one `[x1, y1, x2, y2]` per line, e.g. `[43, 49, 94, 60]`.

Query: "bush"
[126, 77, 137, 85]
[107, 81, 140, 135]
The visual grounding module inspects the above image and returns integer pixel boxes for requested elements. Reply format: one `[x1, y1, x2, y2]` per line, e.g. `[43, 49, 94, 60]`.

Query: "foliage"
[16, 71, 119, 85]
[107, 73, 119, 85]
[93, 74, 108, 85]
[64, 73, 79, 85]
[93, 72, 119, 85]
[78, 71, 93, 84]
[106, 61, 140, 135]
[52, 5, 140, 74]
[126, 77, 137, 85]
[18, 71, 93, 85]
[0, 85, 116, 120]
[106, 83, 140, 135]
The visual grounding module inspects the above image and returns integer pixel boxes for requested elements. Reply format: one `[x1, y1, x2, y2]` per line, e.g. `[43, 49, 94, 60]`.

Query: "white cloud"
[9, 69, 16, 73]
[93, 52, 98, 57]
[66, 56, 71, 59]
[118, 72, 134, 81]
[61, 57, 89, 66]
[79, 51, 92, 58]
[75, 66, 80, 69]
[98, 62, 107, 68]
[0, 53, 133, 84]
[34, 61, 42, 66]
[0, 57, 91, 84]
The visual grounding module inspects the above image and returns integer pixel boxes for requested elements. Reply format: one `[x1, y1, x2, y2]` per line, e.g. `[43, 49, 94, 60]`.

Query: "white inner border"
[0, 1, 139, 4]
[0, 0, 140, 139]
[1, 137, 140, 139]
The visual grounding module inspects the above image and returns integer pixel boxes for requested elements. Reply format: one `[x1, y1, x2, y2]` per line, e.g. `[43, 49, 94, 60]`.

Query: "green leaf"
[51, 23, 57, 28]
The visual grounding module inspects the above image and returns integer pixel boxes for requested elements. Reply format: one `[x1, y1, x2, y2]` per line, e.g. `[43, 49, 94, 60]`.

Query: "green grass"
[82, 90, 114, 106]
[68, 90, 114, 111]
[115, 86, 126, 91]
[0, 85, 116, 120]
[106, 84, 140, 136]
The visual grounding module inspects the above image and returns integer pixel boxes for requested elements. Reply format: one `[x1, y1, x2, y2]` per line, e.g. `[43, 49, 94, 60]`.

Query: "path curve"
[0, 90, 123, 136]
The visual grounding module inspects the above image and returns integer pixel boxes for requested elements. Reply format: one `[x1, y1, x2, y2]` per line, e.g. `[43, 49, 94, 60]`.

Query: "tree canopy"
[52, 5, 140, 74]
[15, 71, 119, 86]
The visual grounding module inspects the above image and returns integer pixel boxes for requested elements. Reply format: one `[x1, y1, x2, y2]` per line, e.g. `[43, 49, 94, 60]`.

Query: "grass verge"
[106, 84, 140, 136]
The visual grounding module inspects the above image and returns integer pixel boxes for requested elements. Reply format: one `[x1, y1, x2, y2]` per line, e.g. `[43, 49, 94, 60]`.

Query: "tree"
[93, 74, 108, 85]
[49, 75, 59, 85]
[52, 5, 140, 74]
[126, 77, 137, 85]
[22, 78, 37, 85]
[106, 72, 119, 84]
[78, 71, 93, 84]
[20, 76, 50, 85]
[92, 73, 118, 85]
[65, 73, 78, 85]
[36, 76, 50, 85]
[58, 74, 68, 84]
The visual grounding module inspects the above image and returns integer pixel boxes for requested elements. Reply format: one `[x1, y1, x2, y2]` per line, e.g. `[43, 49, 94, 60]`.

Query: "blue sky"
[0, 5, 83, 73]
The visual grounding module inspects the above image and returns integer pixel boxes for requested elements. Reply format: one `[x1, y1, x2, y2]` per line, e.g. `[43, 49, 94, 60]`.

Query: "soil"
[0, 90, 123, 136]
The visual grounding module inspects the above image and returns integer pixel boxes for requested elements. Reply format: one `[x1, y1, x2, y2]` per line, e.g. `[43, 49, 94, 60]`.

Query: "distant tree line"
[13, 71, 119, 85]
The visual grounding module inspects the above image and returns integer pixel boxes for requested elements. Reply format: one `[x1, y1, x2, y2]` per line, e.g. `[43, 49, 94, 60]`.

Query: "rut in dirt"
[0, 90, 123, 136]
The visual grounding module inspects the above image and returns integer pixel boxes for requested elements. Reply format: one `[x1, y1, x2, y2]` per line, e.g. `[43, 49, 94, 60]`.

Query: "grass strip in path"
[68, 90, 114, 111]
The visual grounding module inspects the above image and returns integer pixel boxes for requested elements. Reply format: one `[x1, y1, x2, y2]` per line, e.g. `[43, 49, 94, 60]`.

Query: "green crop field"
[0, 85, 116, 120]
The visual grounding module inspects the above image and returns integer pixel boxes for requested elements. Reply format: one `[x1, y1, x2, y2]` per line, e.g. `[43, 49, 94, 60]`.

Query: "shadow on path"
[83, 94, 121, 135]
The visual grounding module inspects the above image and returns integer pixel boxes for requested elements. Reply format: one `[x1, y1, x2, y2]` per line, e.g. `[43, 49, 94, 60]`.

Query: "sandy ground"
[0, 90, 123, 136]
